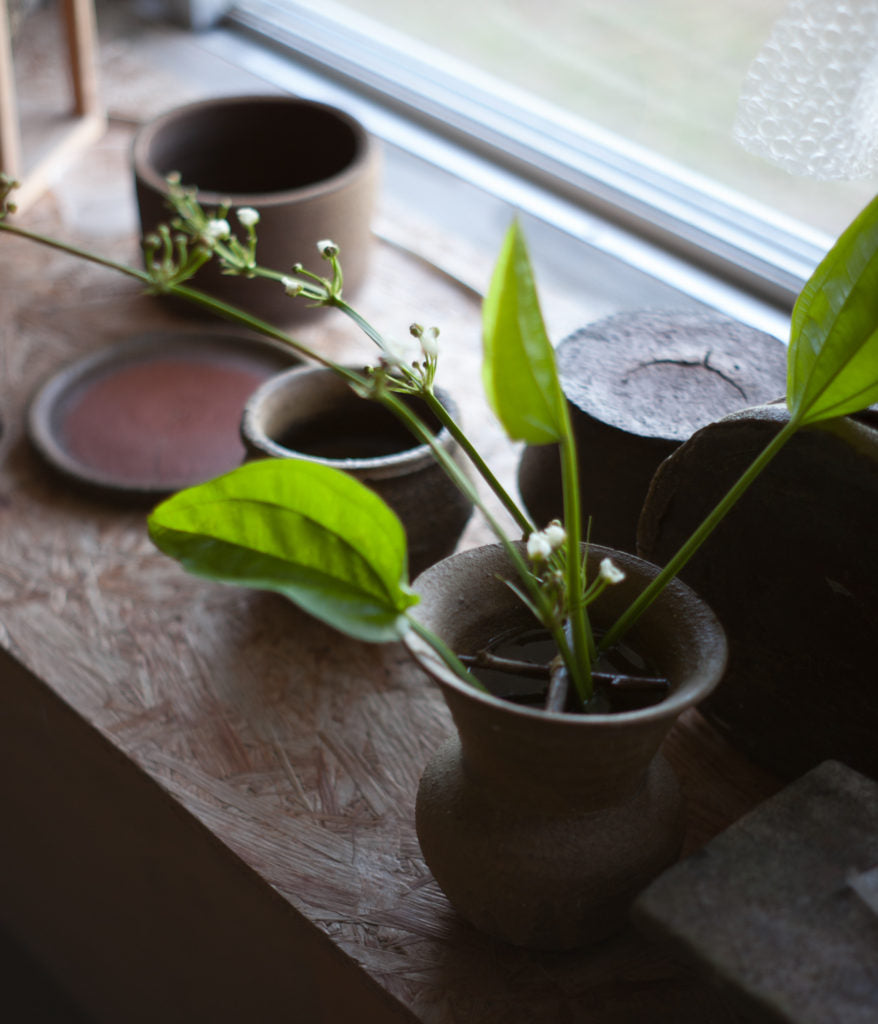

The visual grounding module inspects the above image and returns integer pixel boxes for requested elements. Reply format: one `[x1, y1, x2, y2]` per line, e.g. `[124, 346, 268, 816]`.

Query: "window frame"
[227, 0, 831, 316]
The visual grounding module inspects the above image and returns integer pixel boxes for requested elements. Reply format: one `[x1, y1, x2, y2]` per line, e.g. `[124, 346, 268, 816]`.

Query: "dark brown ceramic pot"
[518, 310, 787, 552]
[133, 95, 380, 326]
[404, 542, 727, 950]
[241, 365, 473, 577]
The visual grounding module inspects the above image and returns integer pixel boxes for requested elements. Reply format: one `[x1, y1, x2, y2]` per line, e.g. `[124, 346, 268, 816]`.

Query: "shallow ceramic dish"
[28, 329, 298, 497]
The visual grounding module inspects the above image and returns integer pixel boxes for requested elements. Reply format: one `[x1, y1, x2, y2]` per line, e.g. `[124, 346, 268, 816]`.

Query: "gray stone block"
[632, 761, 878, 1023]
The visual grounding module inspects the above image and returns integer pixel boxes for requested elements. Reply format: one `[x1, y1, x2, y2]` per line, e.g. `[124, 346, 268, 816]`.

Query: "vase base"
[416, 740, 685, 950]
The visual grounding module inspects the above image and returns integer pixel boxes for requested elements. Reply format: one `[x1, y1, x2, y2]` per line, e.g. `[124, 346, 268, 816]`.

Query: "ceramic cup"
[133, 95, 380, 326]
[241, 365, 473, 578]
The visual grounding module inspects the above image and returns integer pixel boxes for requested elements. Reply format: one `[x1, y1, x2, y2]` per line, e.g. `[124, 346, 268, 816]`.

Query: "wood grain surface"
[0, 36, 780, 1022]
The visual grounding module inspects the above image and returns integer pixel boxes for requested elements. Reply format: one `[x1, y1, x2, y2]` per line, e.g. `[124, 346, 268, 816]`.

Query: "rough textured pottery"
[518, 310, 787, 551]
[133, 95, 380, 326]
[638, 402, 878, 780]
[404, 542, 727, 950]
[241, 365, 473, 577]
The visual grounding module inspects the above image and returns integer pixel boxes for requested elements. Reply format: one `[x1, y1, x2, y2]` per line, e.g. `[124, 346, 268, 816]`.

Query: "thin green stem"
[379, 391, 557, 633]
[406, 616, 488, 691]
[0, 220, 154, 284]
[558, 429, 593, 704]
[331, 296, 387, 349]
[421, 388, 534, 536]
[599, 414, 802, 652]
[0, 216, 565, 689]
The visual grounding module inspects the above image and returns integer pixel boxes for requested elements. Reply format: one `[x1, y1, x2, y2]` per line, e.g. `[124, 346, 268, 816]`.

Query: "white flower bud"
[317, 239, 339, 258]
[527, 531, 553, 562]
[599, 557, 625, 585]
[281, 276, 304, 296]
[419, 326, 440, 359]
[544, 520, 566, 550]
[204, 218, 231, 241]
[237, 207, 260, 228]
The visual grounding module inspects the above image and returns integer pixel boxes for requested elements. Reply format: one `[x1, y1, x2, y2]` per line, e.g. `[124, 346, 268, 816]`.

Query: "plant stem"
[421, 388, 534, 536]
[0, 217, 567, 691]
[379, 390, 559, 636]
[0, 220, 154, 284]
[406, 617, 489, 691]
[558, 429, 593, 704]
[599, 414, 801, 651]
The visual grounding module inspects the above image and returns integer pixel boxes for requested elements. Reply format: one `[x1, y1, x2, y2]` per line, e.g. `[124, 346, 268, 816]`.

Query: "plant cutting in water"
[3, 173, 878, 712]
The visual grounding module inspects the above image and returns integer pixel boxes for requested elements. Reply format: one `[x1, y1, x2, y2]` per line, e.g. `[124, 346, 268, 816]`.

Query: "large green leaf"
[482, 221, 567, 444]
[788, 193, 878, 425]
[148, 459, 418, 643]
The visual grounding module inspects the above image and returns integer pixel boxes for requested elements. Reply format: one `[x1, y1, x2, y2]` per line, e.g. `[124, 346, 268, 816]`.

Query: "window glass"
[279, 0, 876, 237]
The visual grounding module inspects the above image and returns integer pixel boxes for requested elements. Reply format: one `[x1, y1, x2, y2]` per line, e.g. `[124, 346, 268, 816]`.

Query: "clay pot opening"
[241, 366, 446, 471]
[134, 97, 368, 201]
[468, 625, 669, 715]
[270, 390, 442, 462]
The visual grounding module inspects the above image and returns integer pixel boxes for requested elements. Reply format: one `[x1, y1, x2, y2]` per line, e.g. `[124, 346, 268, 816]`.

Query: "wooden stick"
[61, 0, 101, 117]
[0, 0, 22, 179]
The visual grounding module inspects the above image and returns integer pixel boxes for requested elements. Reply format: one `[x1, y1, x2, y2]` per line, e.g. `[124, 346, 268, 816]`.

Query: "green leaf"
[788, 193, 878, 425]
[148, 459, 418, 643]
[482, 221, 567, 443]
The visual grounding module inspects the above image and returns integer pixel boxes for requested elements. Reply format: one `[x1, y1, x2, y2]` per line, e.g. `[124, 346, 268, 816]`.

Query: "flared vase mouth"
[241, 365, 458, 480]
[404, 541, 728, 727]
[132, 95, 376, 206]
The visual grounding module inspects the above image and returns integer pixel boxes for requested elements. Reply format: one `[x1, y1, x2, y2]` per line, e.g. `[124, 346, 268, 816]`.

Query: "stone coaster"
[632, 761, 878, 1024]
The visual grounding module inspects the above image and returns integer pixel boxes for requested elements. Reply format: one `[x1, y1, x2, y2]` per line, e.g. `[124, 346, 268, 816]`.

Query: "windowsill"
[1, 6, 785, 1022]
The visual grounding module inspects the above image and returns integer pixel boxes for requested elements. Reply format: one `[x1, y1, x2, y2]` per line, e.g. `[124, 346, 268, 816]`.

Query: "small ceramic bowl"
[133, 95, 380, 326]
[241, 365, 473, 577]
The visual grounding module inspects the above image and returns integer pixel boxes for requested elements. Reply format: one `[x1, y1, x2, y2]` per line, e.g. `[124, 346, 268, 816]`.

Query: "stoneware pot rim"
[241, 363, 458, 478]
[404, 541, 727, 727]
[132, 94, 375, 206]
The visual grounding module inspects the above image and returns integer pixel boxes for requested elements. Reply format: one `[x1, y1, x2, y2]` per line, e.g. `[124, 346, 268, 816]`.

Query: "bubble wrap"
[735, 0, 878, 179]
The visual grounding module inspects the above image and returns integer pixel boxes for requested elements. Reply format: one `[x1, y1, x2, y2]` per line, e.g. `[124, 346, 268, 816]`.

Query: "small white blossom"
[527, 521, 567, 562]
[204, 218, 231, 241]
[237, 207, 260, 228]
[544, 520, 566, 550]
[317, 239, 339, 258]
[527, 531, 553, 562]
[419, 326, 440, 359]
[599, 557, 626, 585]
[281, 275, 304, 296]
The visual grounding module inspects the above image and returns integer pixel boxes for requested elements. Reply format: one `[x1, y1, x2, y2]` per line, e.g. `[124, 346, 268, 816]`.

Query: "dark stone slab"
[638, 403, 878, 780]
[632, 761, 878, 1024]
[518, 309, 787, 550]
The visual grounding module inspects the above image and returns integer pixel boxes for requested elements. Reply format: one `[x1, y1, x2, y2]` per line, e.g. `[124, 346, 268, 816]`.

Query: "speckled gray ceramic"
[405, 542, 727, 950]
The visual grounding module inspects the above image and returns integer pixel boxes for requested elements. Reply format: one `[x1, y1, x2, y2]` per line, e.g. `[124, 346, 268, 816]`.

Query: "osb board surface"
[0, 62, 777, 1024]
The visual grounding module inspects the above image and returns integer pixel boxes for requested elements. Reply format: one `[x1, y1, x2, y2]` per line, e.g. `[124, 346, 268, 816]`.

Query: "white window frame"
[178, 0, 830, 338]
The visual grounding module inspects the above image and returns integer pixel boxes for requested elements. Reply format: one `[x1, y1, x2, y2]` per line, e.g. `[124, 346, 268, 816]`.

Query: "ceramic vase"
[404, 542, 727, 949]
[133, 95, 380, 326]
[241, 365, 473, 577]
